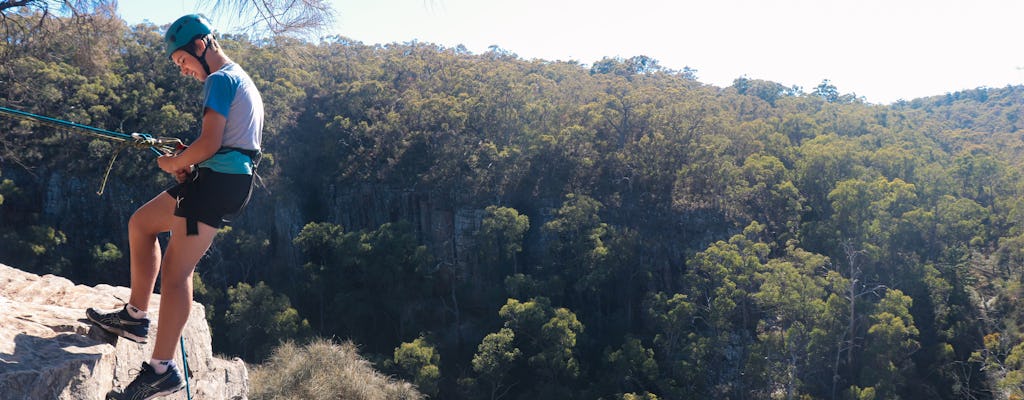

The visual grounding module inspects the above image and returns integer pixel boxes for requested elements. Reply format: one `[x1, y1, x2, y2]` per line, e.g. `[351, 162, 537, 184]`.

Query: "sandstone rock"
[0, 263, 248, 399]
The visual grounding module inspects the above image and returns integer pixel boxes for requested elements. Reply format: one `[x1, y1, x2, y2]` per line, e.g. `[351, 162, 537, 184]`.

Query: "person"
[86, 13, 263, 400]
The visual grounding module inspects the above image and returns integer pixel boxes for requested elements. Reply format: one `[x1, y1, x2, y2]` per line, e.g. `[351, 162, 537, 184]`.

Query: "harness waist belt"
[217, 146, 260, 159]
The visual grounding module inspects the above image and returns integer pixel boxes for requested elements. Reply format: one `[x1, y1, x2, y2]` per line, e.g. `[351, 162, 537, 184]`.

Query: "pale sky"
[118, 0, 1024, 104]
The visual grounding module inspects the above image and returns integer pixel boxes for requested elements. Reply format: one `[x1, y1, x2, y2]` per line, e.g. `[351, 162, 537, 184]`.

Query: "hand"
[172, 168, 192, 183]
[157, 154, 178, 173]
[158, 155, 192, 182]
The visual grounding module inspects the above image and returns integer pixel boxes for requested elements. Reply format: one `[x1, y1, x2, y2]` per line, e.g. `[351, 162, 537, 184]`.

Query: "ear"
[193, 38, 207, 52]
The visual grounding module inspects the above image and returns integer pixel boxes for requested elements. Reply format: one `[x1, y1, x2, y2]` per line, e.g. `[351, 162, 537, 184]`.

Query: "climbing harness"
[0, 106, 186, 195]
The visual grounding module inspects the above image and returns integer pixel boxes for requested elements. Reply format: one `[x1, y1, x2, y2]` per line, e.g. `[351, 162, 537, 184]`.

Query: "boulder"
[0, 263, 248, 399]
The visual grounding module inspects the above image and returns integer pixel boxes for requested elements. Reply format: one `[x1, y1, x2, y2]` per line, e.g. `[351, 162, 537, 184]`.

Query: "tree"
[293, 221, 435, 352]
[644, 291, 697, 396]
[813, 79, 840, 103]
[88, 241, 121, 282]
[0, 0, 335, 65]
[541, 194, 612, 304]
[394, 335, 441, 397]
[224, 281, 311, 361]
[859, 289, 920, 398]
[208, 0, 334, 36]
[817, 170, 920, 399]
[934, 195, 988, 254]
[0, 3, 121, 72]
[21, 225, 68, 274]
[951, 150, 1003, 207]
[590, 56, 664, 77]
[751, 246, 831, 399]
[468, 205, 531, 328]
[472, 297, 585, 399]
[604, 337, 660, 396]
[732, 153, 805, 242]
[0, 1, 112, 26]
[681, 222, 770, 396]
[464, 328, 521, 400]
[0, 168, 6, 205]
[622, 393, 659, 400]
[476, 205, 529, 276]
[292, 221, 358, 332]
[732, 76, 800, 105]
[825, 177, 919, 270]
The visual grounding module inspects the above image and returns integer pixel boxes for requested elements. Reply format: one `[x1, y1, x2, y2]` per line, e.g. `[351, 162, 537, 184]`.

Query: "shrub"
[250, 338, 423, 400]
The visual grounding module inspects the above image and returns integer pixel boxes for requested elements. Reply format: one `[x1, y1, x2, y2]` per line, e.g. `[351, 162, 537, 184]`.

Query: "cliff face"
[0, 263, 248, 399]
[21, 169, 493, 273]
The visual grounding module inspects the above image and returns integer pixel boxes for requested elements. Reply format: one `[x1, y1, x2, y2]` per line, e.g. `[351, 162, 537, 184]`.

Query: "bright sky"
[118, 0, 1024, 104]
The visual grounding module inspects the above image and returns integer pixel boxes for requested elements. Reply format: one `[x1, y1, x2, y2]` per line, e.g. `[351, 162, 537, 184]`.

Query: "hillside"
[5, 10, 1024, 399]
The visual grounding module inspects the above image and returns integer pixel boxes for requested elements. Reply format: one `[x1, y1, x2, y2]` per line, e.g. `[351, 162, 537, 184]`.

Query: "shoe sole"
[106, 385, 185, 400]
[86, 311, 149, 344]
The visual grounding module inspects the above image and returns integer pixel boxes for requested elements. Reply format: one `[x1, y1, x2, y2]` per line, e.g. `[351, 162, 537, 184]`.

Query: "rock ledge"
[0, 263, 248, 399]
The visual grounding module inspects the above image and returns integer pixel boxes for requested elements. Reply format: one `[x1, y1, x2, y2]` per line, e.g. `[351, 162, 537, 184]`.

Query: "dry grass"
[249, 338, 423, 400]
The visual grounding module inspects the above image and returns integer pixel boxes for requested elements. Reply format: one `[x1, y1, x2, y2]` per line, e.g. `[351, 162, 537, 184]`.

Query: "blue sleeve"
[203, 73, 236, 118]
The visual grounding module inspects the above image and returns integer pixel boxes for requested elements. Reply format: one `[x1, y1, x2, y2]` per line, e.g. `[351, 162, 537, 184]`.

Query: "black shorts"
[166, 167, 254, 233]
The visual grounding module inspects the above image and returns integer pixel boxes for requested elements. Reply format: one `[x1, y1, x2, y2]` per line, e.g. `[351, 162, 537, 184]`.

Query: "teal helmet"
[164, 14, 213, 59]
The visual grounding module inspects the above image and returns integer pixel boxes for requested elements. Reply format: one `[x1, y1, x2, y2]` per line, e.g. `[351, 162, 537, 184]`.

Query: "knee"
[128, 211, 143, 232]
[160, 274, 193, 293]
[129, 210, 159, 236]
[129, 194, 174, 235]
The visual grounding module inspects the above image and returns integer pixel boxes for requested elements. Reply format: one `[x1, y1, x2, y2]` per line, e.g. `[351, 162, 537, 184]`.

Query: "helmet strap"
[186, 36, 214, 75]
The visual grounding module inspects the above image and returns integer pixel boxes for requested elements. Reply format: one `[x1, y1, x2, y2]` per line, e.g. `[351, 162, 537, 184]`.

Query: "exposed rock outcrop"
[0, 263, 247, 399]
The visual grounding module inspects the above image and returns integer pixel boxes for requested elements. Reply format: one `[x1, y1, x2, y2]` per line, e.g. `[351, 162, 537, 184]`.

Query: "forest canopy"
[3, 7, 1024, 400]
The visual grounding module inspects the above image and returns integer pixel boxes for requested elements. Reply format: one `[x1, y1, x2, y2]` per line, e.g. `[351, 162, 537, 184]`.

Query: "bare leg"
[127, 193, 178, 311]
[151, 217, 218, 360]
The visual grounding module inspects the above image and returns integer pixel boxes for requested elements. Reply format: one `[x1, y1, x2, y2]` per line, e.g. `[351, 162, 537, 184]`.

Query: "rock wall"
[0, 263, 248, 399]
[20, 169, 494, 272]
[323, 183, 502, 268]
[12, 167, 564, 281]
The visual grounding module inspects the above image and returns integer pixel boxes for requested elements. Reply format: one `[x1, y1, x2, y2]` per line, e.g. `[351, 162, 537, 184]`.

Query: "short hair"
[181, 34, 219, 54]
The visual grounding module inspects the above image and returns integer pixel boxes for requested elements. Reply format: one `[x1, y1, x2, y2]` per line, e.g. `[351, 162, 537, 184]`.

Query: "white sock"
[126, 304, 148, 320]
[151, 359, 174, 375]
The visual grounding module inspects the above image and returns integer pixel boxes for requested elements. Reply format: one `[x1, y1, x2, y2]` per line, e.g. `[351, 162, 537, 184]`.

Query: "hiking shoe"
[106, 362, 185, 400]
[86, 305, 150, 343]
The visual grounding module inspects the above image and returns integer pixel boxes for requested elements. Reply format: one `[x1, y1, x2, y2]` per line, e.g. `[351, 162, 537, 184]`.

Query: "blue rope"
[0, 106, 187, 195]
[0, 106, 133, 140]
[0, 106, 183, 155]
[180, 336, 193, 400]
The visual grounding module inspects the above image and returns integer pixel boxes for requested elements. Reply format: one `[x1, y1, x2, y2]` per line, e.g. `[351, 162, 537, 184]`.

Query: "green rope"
[96, 140, 132, 196]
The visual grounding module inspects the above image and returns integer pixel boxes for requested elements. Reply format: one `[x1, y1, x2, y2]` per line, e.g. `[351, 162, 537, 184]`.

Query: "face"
[171, 40, 208, 81]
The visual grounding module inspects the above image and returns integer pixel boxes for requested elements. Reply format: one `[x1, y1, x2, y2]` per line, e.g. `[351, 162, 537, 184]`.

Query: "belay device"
[0, 105, 187, 195]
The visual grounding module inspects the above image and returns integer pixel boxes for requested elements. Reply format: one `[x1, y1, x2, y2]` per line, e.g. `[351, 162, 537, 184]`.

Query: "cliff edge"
[0, 263, 248, 399]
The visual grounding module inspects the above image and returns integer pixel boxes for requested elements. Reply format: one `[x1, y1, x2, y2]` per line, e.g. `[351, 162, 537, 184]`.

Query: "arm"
[158, 108, 226, 176]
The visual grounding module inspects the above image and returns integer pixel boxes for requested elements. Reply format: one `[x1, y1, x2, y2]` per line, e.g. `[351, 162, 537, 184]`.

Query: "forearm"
[172, 132, 219, 167]
[164, 108, 225, 170]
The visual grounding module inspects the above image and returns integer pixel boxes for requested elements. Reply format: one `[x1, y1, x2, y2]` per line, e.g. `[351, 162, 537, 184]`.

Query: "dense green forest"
[6, 9, 1024, 400]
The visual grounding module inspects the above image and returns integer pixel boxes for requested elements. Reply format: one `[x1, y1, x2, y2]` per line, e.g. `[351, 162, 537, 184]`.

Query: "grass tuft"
[250, 338, 424, 400]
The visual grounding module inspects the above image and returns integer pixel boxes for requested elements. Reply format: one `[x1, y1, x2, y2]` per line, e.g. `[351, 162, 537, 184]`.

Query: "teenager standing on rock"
[86, 14, 263, 399]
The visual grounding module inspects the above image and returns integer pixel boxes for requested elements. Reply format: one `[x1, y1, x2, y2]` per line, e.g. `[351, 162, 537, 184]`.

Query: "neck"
[204, 52, 231, 73]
